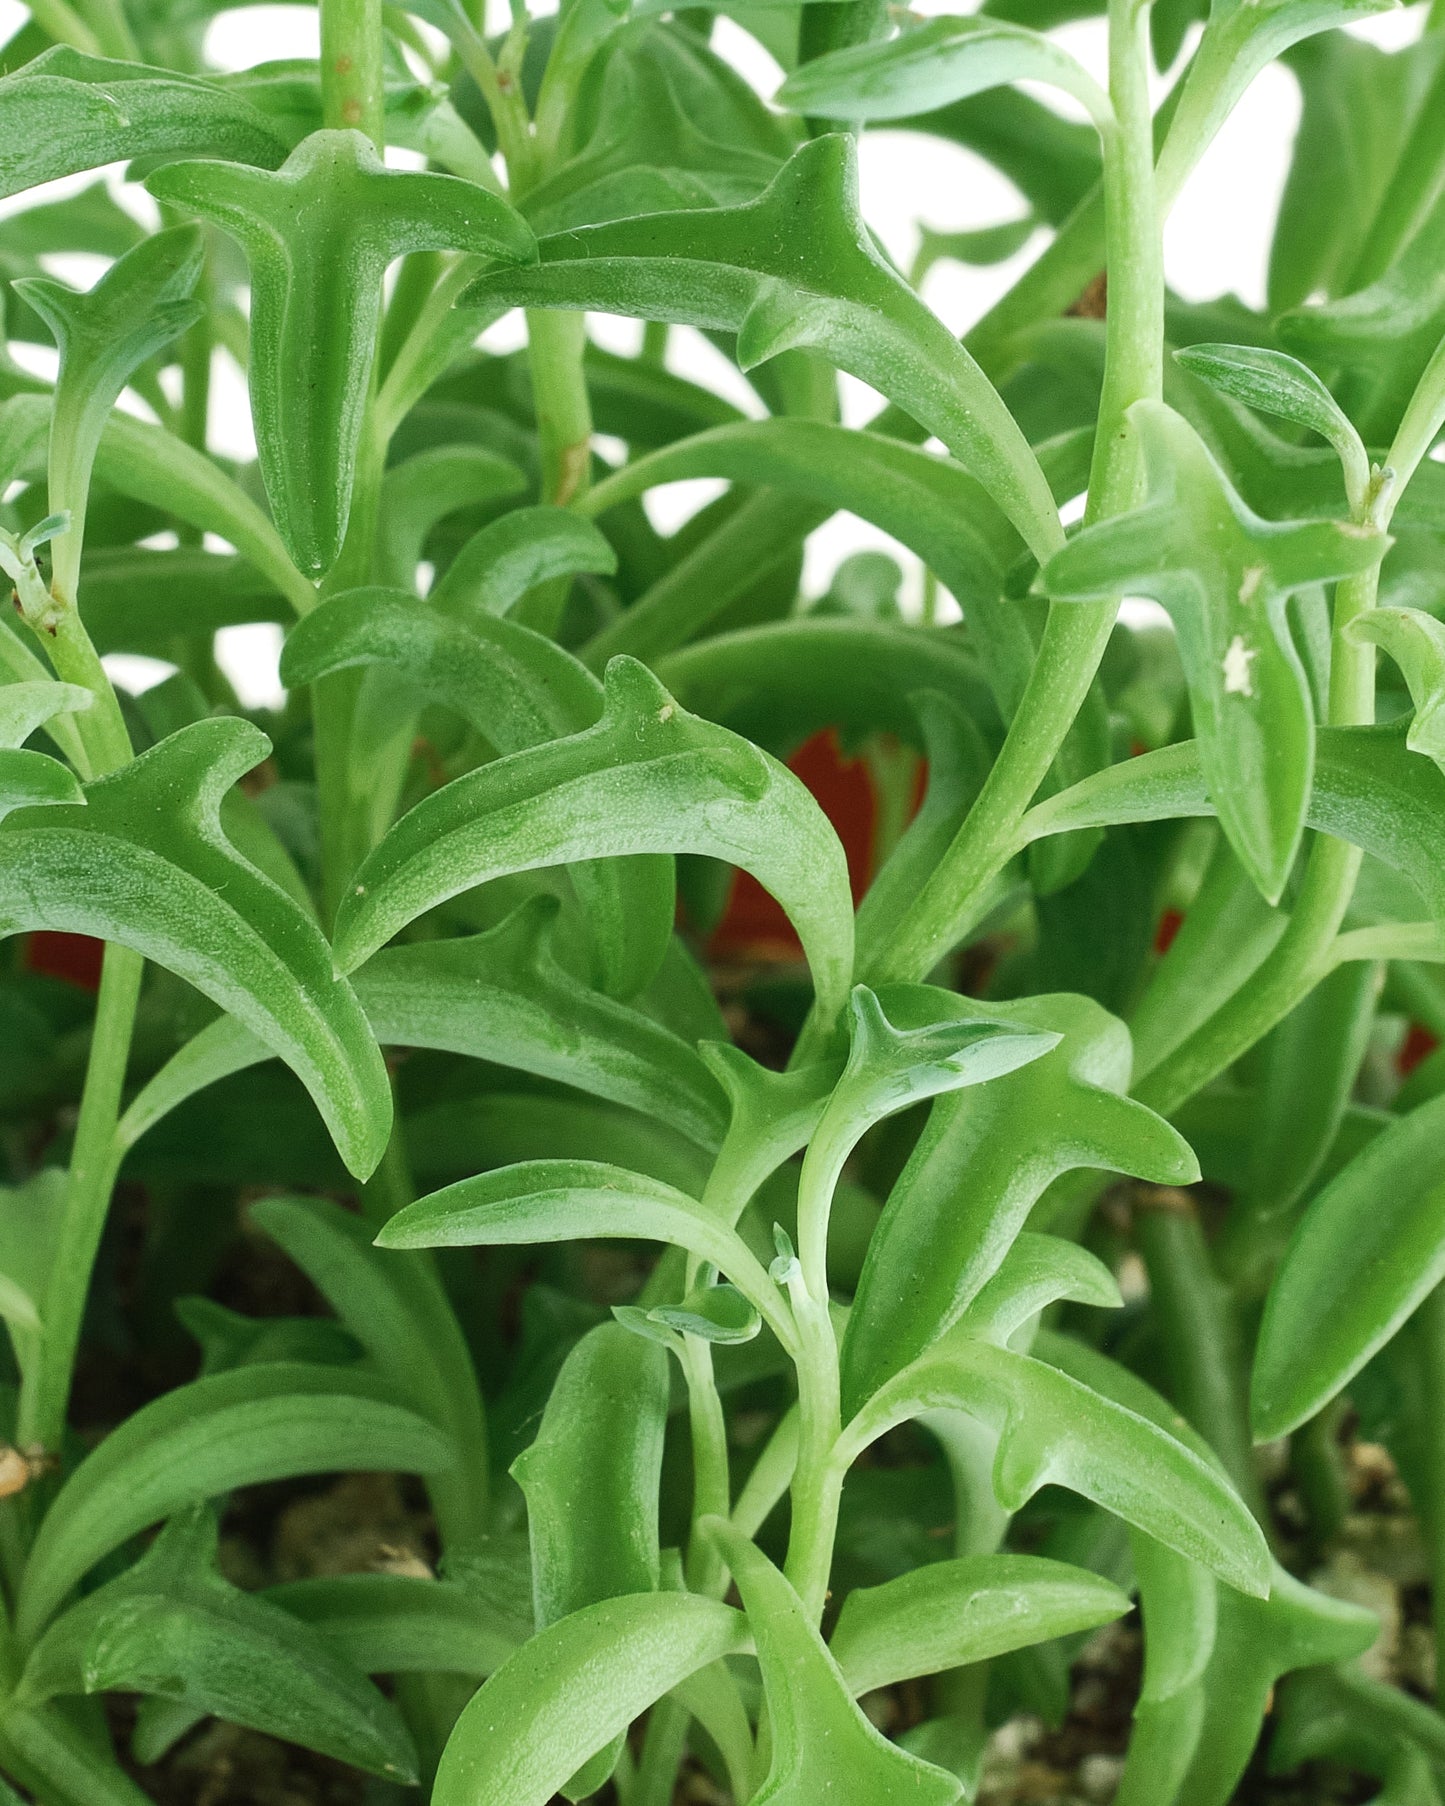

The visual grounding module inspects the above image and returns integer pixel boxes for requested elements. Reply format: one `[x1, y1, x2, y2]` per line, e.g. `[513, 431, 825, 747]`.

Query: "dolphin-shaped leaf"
[332, 657, 854, 1028]
[1040, 400, 1388, 902]
[461, 134, 1062, 562]
[148, 130, 536, 574]
[0, 718, 390, 1177]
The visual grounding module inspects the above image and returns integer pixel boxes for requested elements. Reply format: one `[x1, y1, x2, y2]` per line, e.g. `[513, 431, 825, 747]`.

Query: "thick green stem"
[527, 308, 593, 509]
[1135, 553, 1381, 1119]
[1135, 1197, 1269, 1520]
[320, 0, 386, 144]
[781, 1283, 842, 1623]
[866, 0, 1160, 988]
[681, 1338, 732, 1596]
[17, 944, 142, 1454]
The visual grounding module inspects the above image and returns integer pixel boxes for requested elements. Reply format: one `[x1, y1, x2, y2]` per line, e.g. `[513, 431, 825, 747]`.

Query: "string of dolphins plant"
[0, 0, 1441, 1792]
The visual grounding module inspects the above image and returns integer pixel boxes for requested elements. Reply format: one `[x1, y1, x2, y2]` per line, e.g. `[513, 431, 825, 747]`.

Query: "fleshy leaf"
[1039, 400, 1388, 902]
[265, 1572, 525, 1679]
[1349, 606, 1445, 773]
[1279, 186, 1445, 442]
[511, 1323, 669, 1798]
[830, 1553, 1131, 1696]
[1175, 342, 1372, 517]
[462, 135, 1062, 562]
[513, 1323, 668, 1626]
[0, 1170, 66, 1382]
[117, 898, 728, 1161]
[1018, 724, 1445, 942]
[148, 130, 536, 575]
[377, 445, 526, 589]
[524, 39, 780, 235]
[280, 591, 674, 999]
[17, 1363, 452, 1641]
[1041, 1334, 1376, 1805]
[332, 658, 854, 1028]
[702, 1518, 961, 1804]
[843, 1337, 1270, 1597]
[580, 420, 1028, 700]
[952, 1231, 1122, 1346]
[249, 1195, 489, 1545]
[428, 506, 618, 620]
[16, 226, 205, 601]
[796, 983, 1058, 1283]
[641, 1282, 762, 1345]
[432, 1594, 748, 1806]
[20, 1506, 416, 1782]
[376, 1160, 797, 1351]
[0, 719, 391, 1178]
[1252, 1092, 1445, 1439]
[778, 17, 1111, 130]
[842, 993, 1196, 1414]
[0, 49, 288, 200]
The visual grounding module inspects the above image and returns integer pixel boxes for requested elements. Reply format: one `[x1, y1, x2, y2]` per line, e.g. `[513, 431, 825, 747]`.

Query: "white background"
[0, 0, 1429, 702]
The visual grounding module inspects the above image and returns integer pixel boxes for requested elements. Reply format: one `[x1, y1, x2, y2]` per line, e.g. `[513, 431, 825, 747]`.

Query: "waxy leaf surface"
[832, 1553, 1129, 1695]
[149, 130, 536, 574]
[332, 658, 854, 1028]
[1040, 401, 1388, 902]
[281, 590, 673, 998]
[705, 1519, 963, 1805]
[843, 992, 1195, 1413]
[463, 134, 1062, 561]
[0, 49, 288, 200]
[18, 1364, 452, 1640]
[433, 1594, 748, 1806]
[0, 719, 390, 1177]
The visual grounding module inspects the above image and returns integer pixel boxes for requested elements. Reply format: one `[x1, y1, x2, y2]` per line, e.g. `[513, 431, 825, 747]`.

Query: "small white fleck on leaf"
[1222, 635, 1257, 697]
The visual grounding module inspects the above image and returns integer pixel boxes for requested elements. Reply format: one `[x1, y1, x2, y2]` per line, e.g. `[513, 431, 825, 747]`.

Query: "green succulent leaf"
[1252, 1092, 1445, 1439]
[953, 1231, 1123, 1346]
[635, 1281, 762, 1345]
[512, 1322, 668, 1626]
[1349, 606, 1445, 773]
[280, 591, 674, 999]
[1020, 724, 1445, 943]
[427, 505, 618, 620]
[17, 1363, 452, 1641]
[16, 226, 205, 601]
[461, 135, 1063, 563]
[147, 129, 537, 575]
[377, 1159, 797, 1351]
[830, 1553, 1131, 1695]
[580, 419, 1029, 701]
[0, 719, 392, 1178]
[377, 444, 527, 589]
[844, 1337, 1270, 1597]
[1039, 400, 1388, 902]
[20, 1506, 417, 1782]
[0, 1169, 66, 1382]
[704, 1517, 964, 1805]
[249, 1195, 490, 1544]
[0, 49, 289, 200]
[265, 1572, 525, 1679]
[842, 993, 1196, 1413]
[331, 657, 855, 1029]
[511, 1322, 669, 1798]
[432, 1594, 749, 1806]
[1279, 186, 1445, 442]
[1175, 342, 1372, 517]
[777, 17, 1112, 131]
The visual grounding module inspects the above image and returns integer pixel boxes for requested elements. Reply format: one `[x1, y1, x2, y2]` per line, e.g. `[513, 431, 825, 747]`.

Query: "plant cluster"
[0, 0, 1443, 1797]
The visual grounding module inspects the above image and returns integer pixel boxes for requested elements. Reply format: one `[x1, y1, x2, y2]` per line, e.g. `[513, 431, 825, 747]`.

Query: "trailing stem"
[866, 0, 1161, 988]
